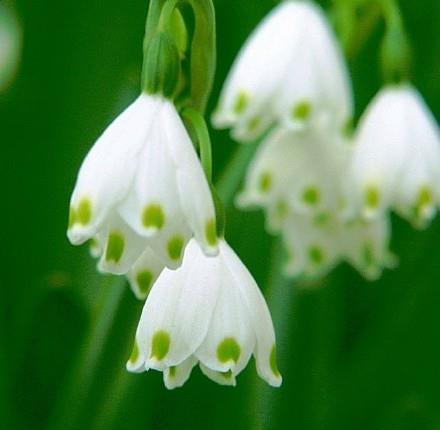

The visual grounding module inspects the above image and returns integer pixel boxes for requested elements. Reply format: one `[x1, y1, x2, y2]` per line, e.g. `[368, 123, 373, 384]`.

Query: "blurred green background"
[1, 0, 440, 429]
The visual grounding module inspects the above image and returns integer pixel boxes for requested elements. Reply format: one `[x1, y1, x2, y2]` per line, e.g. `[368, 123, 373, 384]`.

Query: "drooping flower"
[237, 126, 350, 233]
[127, 238, 282, 389]
[0, 3, 21, 92]
[212, 0, 352, 142]
[68, 94, 218, 281]
[348, 84, 440, 227]
[281, 213, 395, 280]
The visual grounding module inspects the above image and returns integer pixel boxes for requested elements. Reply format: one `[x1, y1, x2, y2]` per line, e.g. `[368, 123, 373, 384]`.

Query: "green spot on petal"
[259, 172, 272, 193]
[217, 338, 241, 364]
[270, 345, 280, 377]
[105, 231, 125, 263]
[167, 235, 184, 261]
[309, 246, 324, 265]
[142, 204, 165, 230]
[302, 186, 320, 206]
[150, 331, 170, 361]
[205, 218, 218, 247]
[128, 342, 139, 364]
[314, 212, 330, 226]
[342, 117, 354, 138]
[275, 200, 288, 220]
[292, 100, 312, 121]
[77, 198, 92, 226]
[365, 186, 380, 210]
[136, 270, 153, 295]
[248, 116, 261, 132]
[220, 370, 233, 380]
[233, 91, 249, 114]
[169, 366, 176, 378]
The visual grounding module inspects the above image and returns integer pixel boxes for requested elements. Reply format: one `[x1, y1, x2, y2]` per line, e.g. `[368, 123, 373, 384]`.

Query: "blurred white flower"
[0, 3, 21, 92]
[68, 94, 218, 280]
[127, 239, 282, 389]
[349, 84, 440, 228]
[213, 0, 352, 142]
[282, 213, 395, 280]
[237, 126, 350, 232]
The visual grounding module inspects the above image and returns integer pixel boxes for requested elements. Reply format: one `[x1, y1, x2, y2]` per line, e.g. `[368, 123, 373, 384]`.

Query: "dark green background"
[1, 0, 440, 429]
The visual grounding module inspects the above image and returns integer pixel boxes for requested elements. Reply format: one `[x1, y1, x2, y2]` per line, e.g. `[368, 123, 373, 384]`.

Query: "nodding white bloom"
[237, 127, 350, 232]
[0, 3, 21, 92]
[68, 94, 218, 281]
[213, 0, 352, 142]
[349, 84, 440, 228]
[127, 239, 282, 389]
[281, 213, 395, 280]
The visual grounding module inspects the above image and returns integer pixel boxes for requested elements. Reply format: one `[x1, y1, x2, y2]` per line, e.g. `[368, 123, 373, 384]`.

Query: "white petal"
[195, 251, 255, 375]
[134, 240, 220, 371]
[127, 247, 166, 300]
[97, 215, 147, 276]
[220, 241, 282, 387]
[163, 356, 198, 390]
[68, 95, 161, 245]
[199, 363, 237, 387]
[161, 101, 219, 256]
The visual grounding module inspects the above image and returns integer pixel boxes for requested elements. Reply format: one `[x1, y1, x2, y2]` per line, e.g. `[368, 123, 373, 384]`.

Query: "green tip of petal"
[309, 246, 324, 265]
[167, 235, 184, 261]
[270, 345, 280, 377]
[217, 338, 241, 364]
[233, 91, 249, 114]
[128, 342, 139, 364]
[142, 204, 165, 230]
[105, 231, 125, 263]
[136, 270, 153, 295]
[362, 241, 374, 269]
[342, 117, 354, 138]
[205, 219, 218, 247]
[365, 186, 380, 210]
[292, 100, 312, 121]
[151, 331, 171, 361]
[77, 198, 93, 226]
[68, 207, 77, 229]
[302, 186, 320, 206]
[248, 116, 261, 133]
[259, 171, 272, 193]
[169, 366, 177, 378]
[415, 186, 433, 218]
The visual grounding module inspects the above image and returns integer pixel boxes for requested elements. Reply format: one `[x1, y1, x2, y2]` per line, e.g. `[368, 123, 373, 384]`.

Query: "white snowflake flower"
[349, 84, 440, 228]
[68, 94, 218, 278]
[212, 0, 352, 142]
[237, 126, 350, 233]
[127, 239, 282, 389]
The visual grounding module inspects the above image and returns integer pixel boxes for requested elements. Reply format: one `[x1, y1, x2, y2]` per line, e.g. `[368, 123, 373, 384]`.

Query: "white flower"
[68, 94, 218, 278]
[0, 3, 21, 92]
[281, 213, 395, 280]
[349, 84, 440, 227]
[212, 0, 352, 142]
[237, 126, 350, 232]
[127, 239, 282, 389]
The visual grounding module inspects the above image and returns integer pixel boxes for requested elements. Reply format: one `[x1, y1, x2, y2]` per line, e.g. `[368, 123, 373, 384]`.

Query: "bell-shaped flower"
[237, 127, 350, 232]
[127, 239, 282, 389]
[349, 84, 440, 227]
[68, 94, 218, 277]
[212, 0, 352, 142]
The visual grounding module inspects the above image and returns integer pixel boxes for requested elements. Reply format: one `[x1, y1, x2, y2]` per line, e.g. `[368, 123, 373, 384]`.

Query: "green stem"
[181, 107, 213, 182]
[47, 279, 126, 430]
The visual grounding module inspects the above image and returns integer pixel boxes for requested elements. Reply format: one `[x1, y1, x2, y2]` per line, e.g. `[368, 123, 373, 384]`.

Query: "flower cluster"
[67, 0, 281, 389]
[214, 1, 440, 280]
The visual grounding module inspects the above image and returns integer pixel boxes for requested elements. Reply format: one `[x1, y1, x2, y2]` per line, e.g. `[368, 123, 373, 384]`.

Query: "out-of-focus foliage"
[1, 0, 440, 429]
